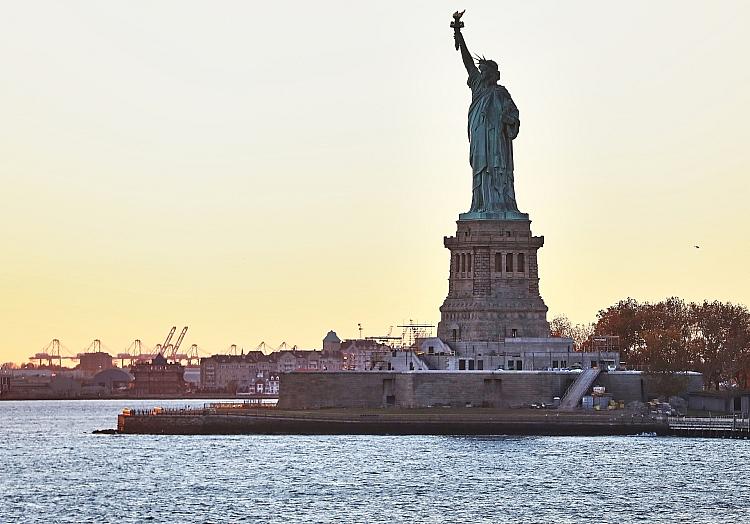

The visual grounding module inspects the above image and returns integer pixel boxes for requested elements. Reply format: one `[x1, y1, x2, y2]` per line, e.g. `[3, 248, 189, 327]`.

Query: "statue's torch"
[451, 10, 465, 50]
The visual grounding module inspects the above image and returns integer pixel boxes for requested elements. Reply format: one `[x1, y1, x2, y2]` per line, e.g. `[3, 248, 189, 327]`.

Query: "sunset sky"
[1, 1, 749, 364]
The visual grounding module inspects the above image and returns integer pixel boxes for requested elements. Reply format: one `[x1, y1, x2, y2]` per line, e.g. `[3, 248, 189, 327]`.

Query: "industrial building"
[130, 354, 186, 396]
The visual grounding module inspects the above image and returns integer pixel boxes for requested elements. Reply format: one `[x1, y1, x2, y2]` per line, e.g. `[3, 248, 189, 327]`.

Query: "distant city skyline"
[2, 1, 749, 364]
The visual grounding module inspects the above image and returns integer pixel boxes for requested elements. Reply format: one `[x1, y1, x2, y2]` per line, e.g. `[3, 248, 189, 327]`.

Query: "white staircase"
[559, 368, 601, 410]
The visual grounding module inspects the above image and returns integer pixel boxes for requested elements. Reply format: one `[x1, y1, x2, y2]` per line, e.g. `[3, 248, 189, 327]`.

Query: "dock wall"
[279, 372, 575, 409]
[277, 371, 703, 410]
[598, 373, 704, 402]
[117, 409, 667, 436]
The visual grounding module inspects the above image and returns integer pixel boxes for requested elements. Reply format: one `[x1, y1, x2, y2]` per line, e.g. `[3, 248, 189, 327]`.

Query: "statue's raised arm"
[451, 11, 477, 76]
[450, 10, 523, 217]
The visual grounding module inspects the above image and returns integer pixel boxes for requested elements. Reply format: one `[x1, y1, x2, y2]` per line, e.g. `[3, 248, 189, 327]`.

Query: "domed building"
[89, 368, 134, 394]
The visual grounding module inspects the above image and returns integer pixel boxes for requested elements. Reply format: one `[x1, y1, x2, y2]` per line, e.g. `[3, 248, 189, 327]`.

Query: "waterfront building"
[446, 338, 619, 372]
[0, 367, 138, 399]
[687, 391, 750, 415]
[183, 365, 201, 387]
[323, 330, 342, 352]
[340, 339, 393, 371]
[276, 350, 317, 372]
[266, 375, 280, 395]
[0, 371, 81, 399]
[200, 352, 269, 392]
[200, 346, 345, 392]
[77, 352, 114, 376]
[275, 349, 342, 372]
[384, 350, 432, 372]
[88, 368, 134, 394]
[130, 354, 186, 396]
[318, 349, 345, 372]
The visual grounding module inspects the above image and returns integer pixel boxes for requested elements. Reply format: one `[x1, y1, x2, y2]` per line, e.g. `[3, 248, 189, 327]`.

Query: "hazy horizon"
[2, 1, 749, 363]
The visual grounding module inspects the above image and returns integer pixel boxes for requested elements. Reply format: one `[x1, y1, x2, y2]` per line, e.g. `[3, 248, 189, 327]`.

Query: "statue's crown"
[475, 55, 498, 71]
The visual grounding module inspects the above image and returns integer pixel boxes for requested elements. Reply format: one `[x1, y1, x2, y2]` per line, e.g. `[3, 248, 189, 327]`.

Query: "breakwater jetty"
[116, 402, 667, 436]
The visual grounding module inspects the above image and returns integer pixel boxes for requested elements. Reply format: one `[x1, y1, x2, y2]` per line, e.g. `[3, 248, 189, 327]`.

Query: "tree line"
[552, 298, 750, 390]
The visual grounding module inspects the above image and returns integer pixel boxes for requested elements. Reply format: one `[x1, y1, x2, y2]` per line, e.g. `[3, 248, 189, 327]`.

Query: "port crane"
[28, 329, 199, 368]
[158, 327, 177, 357]
[167, 326, 189, 362]
[29, 339, 107, 368]
[30, 339, 69, 367]
[116, 339, 142, 367]
[183, 344, 200, 365]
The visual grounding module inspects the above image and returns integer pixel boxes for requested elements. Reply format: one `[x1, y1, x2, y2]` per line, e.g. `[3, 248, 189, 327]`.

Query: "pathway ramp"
[559, 368, 601, 410]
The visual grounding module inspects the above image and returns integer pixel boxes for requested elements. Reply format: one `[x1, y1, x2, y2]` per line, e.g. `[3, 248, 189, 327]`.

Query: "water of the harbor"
[1, 400, 748, 524]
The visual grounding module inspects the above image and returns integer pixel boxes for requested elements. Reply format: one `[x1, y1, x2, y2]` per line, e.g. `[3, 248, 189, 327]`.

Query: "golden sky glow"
[1, 1, 749, 363]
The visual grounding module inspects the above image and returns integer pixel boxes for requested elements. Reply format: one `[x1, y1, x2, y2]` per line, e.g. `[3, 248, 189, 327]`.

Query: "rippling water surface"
[1, 400, 748, 523]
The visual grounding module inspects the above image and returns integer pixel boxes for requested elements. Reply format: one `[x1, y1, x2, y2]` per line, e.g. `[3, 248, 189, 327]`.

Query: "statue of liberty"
[452, 11, 523, 218]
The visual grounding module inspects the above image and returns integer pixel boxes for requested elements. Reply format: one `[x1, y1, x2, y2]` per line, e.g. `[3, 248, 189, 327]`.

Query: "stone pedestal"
[437, 218, 550, 346]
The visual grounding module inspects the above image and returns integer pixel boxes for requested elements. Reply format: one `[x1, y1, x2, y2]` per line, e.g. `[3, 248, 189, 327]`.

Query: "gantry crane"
[168, 326, 188, 362]
[158, 327, 177, 357]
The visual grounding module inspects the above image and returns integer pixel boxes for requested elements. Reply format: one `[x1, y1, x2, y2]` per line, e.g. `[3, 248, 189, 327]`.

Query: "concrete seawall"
[276, 371, 703, 410]
[117, 408, 667, 436]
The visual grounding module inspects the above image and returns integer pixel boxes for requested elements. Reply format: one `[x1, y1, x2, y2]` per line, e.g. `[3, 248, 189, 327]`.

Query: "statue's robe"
[467, 70, 520, 213]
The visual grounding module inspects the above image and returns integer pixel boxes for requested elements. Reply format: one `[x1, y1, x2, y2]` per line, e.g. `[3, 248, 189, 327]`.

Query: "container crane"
[168, 326, 188, 362]
[117, 339, 142, 367]
[158, 327, 177, 357]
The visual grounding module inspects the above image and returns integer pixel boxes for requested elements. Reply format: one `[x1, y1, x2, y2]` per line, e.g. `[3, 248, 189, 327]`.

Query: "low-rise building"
[78, 352, 114, 376]
[266, 375, 280, 395]
[323, 330, 342, 352]
[130, 354, 186, 396]
[0, 371, 82, 399]
[200, 349, 344, 392]
[87, 368, 134, 394]
[384, 350, 432, 372]
[340, 339, 392, 371]
[200, 352, 270, 392]
[444, 337, 619, 372]
[687, 391, 750, 415]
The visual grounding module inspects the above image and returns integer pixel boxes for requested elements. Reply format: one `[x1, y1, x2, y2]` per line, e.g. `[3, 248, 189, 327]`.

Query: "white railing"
[667, 416, 750, 431]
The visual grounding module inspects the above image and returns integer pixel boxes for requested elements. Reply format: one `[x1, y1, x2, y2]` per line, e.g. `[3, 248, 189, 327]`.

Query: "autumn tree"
[550, 314, 595, 350]
[592, 297, 750, 390]
[690, 301, 750, 390]
[550, 315, 572, 338]
[594, 298, 646, 363]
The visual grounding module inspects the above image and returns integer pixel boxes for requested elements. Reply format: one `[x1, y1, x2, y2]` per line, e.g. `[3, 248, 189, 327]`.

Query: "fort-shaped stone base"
[437, 218, 550, 346]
